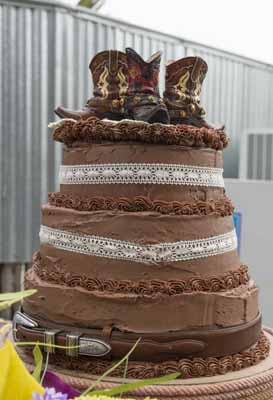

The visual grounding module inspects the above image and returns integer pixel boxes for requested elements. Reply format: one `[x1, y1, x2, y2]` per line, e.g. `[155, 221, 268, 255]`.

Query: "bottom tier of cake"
[18, 330, 270, 380]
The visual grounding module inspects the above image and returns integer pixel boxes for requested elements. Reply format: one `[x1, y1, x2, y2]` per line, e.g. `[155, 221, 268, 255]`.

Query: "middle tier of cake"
[23, 205, 258, 334]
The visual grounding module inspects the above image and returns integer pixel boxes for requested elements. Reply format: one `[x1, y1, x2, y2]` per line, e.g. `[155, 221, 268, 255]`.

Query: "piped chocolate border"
[51, 117, 229, 150]
[39, 332, 269, 379]
[31, 252, 249, 295]
[48, 193, 234, 216]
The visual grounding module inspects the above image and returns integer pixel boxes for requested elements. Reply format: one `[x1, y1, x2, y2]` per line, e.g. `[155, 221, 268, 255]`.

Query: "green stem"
[40, 351, 50, 385]
[15, 341, 82, 350]
[81, 337, 141, 397]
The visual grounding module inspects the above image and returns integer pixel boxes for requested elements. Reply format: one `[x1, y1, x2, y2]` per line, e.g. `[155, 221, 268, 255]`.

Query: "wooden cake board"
[21, 328, 273, 399]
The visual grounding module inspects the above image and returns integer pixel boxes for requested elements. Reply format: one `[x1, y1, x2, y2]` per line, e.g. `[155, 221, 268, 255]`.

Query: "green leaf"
[0, 301, 15, 311]
[0, 289, 37, 301]
[32, 344, 43, 382]
[78, 0, 93, 7]
[81, 338, 141, 396]
[123, 356, 129, 380]
[0, 290, 37, 310]
[89, 372, 180, 397]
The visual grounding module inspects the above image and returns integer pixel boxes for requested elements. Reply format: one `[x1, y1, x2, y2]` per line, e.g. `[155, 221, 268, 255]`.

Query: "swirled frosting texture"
[32, 251, 249, 295]
[52, 117, 229, 150]
[38, 332, 270, 379]
[24, 267, 258, 333]
[48, 193, 234, 215]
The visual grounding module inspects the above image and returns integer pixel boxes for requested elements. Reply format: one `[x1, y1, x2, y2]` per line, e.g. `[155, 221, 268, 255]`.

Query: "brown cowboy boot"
[164, 56, 211, 128]
[125, 48, 169, 124]
[55, 50, 128, 120]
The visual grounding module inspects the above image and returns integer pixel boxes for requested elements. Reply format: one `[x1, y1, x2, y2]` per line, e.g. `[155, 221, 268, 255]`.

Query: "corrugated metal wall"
[1, 0, 273, 262]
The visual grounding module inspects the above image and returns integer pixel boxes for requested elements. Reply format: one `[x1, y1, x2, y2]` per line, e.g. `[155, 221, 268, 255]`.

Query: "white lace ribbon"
[59, 163, 224, 187]
[40, 225, 237, 263]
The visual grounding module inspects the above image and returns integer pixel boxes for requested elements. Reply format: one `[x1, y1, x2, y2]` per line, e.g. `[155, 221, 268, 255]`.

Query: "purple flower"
[43, 371, 80, 399]
[32, 387, 68, 400]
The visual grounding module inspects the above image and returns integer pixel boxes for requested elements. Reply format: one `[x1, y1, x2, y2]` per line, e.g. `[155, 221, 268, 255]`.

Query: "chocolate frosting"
[38, 244, 240, 282]
[41, 205, 236, 243]
[62, 142, 223, 166]
[52, 117, 229, 150]
[24, 268, 258, 333]
[61, 183, 224, 204]
[48, 193, 234, 216]
[32, 251, 249, 295]
[39, 205, 240, 280]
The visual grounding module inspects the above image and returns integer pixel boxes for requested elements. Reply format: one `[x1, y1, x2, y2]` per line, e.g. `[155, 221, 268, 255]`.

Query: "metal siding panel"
[53, 10, 64, 190]
[204, 53, 214, 124]
[85, 20, 96, 97]
[40, 9, 49, 204]
[219, 56, 228, 125]
[229, 62, 240, 177]
[115, 28, 124, 51]
[31, 8, 43, 257]
[15, 6, 27, 259]
[150, 39, 159, 54]
[261, 134, 267, 180]
[106, 24, 115, 49]
[7, 6, 17, 260]
[124, 30, 133, 47]
[76, 18, 88, 107]
[65, 14, 75, 108]
[253, 134, 259, 179]
[173, 43, 185, 60]
[212, 55, 221, 125]
[269, 138, 273, 179]
[46, 8, 57, 195]
[256, 135, 263, 180]
[197, 50, 210, 120]
[2, 5, 9, 260]
[223, 60, 237, 178]
[142, 35, 151, 59]
[96, 22, 106, 52]
[165, 41, 174, 62]
[266, 72, 272, 125]
[265, 135, 272, 180]
[247, 135, 254, 179]
[133, 33, 142, 54]
[24, 7, 34, 261]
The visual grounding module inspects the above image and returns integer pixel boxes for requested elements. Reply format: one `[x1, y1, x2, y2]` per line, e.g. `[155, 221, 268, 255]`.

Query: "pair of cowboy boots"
[55, 48, 209, 127]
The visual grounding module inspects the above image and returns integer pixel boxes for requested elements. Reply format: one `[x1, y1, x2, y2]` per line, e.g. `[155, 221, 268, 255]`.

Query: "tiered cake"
[16, 116, 269, 379]
[15, 48, 270, 379]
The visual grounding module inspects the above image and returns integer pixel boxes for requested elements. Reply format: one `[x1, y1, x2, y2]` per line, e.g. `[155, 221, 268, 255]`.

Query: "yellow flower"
[0, 323, 44, 400]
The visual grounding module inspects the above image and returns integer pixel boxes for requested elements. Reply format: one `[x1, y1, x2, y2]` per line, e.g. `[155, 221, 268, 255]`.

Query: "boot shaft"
[164, 56, 208, 103]
[126, 48, 161, 96]
[125, 48, 169, 124]
[163, 56, 210, 127]
[89, 50, 128, 100]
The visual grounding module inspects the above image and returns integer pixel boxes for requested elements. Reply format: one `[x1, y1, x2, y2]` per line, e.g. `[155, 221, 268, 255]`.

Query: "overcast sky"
[64, 0, 273, 64]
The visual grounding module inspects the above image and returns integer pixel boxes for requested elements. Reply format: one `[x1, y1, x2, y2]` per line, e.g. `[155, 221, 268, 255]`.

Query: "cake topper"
[54, 48, 213, 127]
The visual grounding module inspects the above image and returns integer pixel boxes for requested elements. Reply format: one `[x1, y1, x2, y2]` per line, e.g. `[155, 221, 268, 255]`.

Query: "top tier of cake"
[52, 117, 228, 206]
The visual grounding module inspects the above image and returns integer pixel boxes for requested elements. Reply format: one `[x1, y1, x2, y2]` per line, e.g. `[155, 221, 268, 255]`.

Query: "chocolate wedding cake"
[15, 49, 270, 379]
